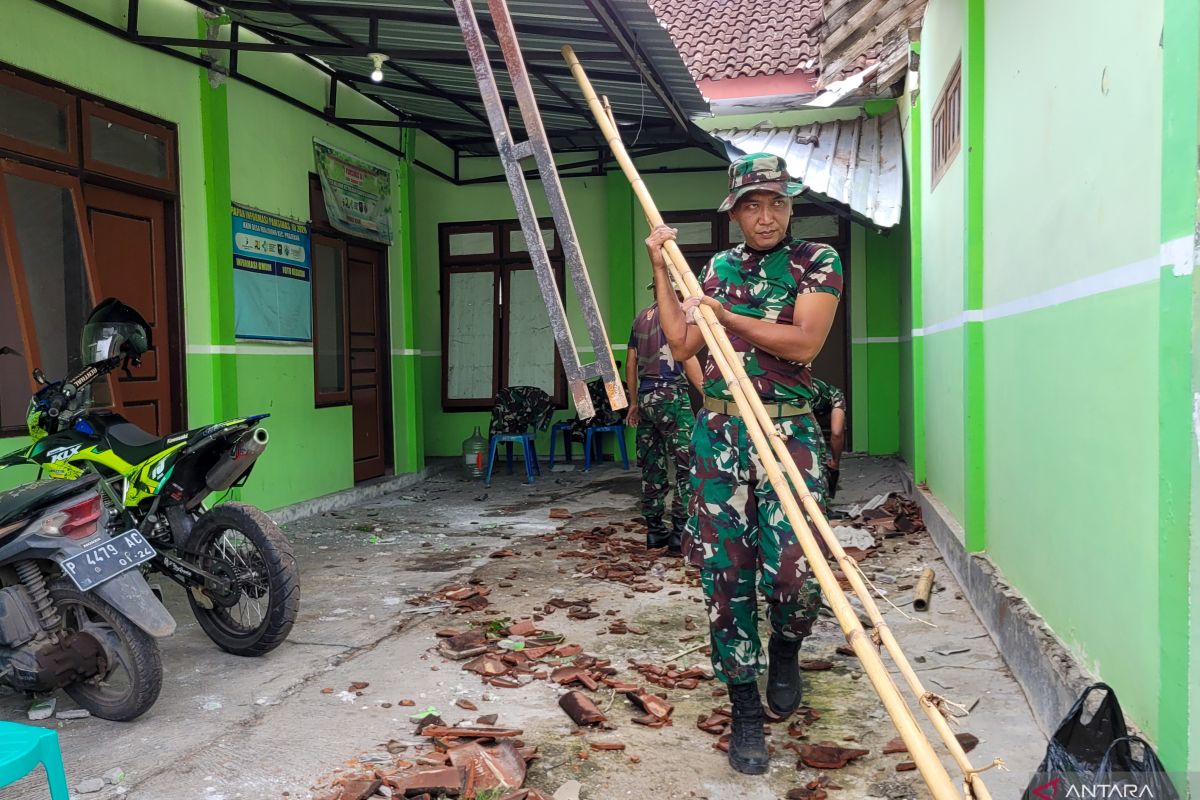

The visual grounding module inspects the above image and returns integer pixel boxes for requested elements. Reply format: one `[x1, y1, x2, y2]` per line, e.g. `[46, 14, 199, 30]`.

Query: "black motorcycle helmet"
[80, 298, 152, 366]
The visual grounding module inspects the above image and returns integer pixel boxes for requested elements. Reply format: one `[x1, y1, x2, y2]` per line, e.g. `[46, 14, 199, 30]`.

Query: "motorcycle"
[0, 472, 173, 720]
[0, 299, 299, 657]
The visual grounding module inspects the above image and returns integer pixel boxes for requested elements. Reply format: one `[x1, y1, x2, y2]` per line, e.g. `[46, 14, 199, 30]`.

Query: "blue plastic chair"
[0, 720, 70, 799]
[547, 419, 576, 467]
[484, 386, 554, 487]
[583, 425, 630, 471]
[485, 434, 541, 485]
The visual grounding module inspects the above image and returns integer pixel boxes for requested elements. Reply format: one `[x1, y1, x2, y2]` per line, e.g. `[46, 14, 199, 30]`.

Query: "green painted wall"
[0, 0, 419, 511]
[979, 0, 1165, 746]
[918, 0, 966, 521]
[862, 228, 903, 455]
[911, 0, 1185, 764]
[223, 75, 405, 511]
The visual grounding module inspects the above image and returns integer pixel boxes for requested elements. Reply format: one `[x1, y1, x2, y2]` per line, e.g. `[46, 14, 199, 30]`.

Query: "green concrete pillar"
[962, 0, 986, 553]
[1158, 0, 1198, 777]
[392, 129, 424, 472]
[908, 41, 927, 484]
[196, 14, 237, 425]
[607, 170, 637, 452]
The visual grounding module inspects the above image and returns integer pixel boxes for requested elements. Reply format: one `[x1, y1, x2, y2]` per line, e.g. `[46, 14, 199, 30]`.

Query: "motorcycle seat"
[104, 422, 172, 467]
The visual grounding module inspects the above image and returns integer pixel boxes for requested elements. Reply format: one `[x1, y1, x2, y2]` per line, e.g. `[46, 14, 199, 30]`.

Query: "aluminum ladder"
[451, 0, 626, 419]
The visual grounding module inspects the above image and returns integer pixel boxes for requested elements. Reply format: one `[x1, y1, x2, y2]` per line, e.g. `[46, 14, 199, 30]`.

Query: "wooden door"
[83, 185, 176, 435]
[347, 245, 387, 482]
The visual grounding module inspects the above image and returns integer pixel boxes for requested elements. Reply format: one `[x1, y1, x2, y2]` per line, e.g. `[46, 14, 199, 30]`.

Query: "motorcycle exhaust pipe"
[205, 428, 269, 492]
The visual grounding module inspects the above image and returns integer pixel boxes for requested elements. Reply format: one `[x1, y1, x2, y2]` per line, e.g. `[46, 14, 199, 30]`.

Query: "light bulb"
[369, 53, 386, 83]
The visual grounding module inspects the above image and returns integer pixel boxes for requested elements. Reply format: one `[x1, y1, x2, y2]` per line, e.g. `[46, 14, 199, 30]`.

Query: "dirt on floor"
[0, 456, 1045, 800]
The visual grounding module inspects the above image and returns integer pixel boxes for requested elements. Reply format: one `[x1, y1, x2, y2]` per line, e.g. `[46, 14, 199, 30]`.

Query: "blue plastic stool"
[583, 425, 630, 471]
[0, 720, 70, 799]
[485, 433, 541, 486]
[547, 421, 577, 467]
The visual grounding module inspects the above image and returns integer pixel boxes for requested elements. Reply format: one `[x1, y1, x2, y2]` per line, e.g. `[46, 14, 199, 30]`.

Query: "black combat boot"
[645, 516, 669, 549]
[727, 682, 770, 774]
[667, 515, 685, 555]
[766, 635, 803, 717]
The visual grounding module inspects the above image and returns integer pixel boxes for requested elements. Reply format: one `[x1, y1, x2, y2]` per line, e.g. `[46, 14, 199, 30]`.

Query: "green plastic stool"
[0, 720, 70, 799]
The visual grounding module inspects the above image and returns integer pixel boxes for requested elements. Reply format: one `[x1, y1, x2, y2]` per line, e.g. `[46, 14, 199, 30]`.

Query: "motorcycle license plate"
[60, 530, 156, 592]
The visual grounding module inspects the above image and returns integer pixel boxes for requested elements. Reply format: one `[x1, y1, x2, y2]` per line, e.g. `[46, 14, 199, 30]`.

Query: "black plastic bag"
[1095, 736, 1180, 799]
[1022, 683, 1131, 799]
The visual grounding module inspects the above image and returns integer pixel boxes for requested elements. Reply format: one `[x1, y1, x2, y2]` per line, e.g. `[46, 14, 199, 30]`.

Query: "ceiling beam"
[215, 0, 614, 43]
[32, 0, 405, 157]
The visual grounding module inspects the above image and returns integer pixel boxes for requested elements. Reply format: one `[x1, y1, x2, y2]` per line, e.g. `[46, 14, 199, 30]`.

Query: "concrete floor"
[1, 456, 1046, 800]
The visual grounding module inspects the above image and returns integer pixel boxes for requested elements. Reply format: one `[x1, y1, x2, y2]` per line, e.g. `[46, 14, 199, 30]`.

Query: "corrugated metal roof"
[712, 108, 904, 228]
[206, 0, 713, 155]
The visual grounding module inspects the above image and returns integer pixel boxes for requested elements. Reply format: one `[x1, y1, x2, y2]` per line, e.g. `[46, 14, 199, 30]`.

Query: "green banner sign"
[313, 139, 393, 244]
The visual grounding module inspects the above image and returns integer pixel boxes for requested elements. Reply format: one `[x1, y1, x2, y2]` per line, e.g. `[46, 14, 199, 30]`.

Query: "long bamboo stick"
[586, 77, 992, 800]
[564, 45, 983, 800]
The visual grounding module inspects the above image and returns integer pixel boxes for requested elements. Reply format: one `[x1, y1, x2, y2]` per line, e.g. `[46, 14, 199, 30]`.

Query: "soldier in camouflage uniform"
[810, 377, 847, 498]
[646, 153, 843, 775]
[626, 296, 702, 552]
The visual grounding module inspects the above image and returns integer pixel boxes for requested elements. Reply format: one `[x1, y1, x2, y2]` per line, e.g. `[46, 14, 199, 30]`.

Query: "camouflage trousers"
[635, 384, 695, 527]
[684, 408, 827, 685]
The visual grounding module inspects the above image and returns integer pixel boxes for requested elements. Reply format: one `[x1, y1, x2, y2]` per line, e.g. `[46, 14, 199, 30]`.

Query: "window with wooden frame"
[930, 56, 962, 189]
[0, 65, 181, 436]
[311, 233, 350, 407]
[440, 220, 566, 411]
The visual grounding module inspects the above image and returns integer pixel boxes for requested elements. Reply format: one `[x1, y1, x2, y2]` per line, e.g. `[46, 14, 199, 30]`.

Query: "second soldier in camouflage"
[625, 294, 702, 551]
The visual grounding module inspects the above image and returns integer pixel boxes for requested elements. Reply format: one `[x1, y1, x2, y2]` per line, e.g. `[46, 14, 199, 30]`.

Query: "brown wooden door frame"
[0, 159, 102, 390]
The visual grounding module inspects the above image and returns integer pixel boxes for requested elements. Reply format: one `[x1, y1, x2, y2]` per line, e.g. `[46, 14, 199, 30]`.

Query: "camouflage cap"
[718, 152, 805, 213]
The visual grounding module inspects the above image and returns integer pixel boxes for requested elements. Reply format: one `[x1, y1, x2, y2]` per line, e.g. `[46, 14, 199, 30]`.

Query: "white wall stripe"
[391, 348, 421, 356]
[186, 344, 313, 356]
[852, 336, 902, 344]
[1162, 234, 1195, 277]
[914, 250, 1165, 337]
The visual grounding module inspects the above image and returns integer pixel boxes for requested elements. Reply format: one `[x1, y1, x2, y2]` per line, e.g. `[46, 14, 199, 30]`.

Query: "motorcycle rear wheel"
[49, 580, 163, 721]
[184, 503, 299, 657]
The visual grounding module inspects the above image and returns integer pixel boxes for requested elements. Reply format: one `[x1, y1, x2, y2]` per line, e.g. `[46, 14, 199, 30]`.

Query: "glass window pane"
[448, 230, 495, 257]
[89, 117, 168, 179]
[508, 227, 555, 254]
[3, 174, 91, 380]
[674, 221, 714, 246]
[728, 220, 745, 244]
[791, 215, 840, 239]
[446, 271, 495, 399]
[312, 242, 345, 395]
[0, 228, 32, 432]
[506, 269, 555, 394]
[0, 83, 68, 152]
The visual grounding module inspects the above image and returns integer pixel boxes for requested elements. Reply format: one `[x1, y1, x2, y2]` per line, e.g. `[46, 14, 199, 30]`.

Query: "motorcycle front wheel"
[49, 580, 163, 721]
[184, 503, 299, 657]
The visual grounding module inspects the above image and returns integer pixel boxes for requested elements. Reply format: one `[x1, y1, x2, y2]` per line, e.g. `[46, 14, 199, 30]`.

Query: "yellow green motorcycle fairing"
[1, 412, 270, 509]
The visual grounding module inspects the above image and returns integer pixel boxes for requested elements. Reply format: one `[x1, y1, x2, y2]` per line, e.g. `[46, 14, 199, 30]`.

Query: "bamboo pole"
[915, 569, 936, 612]
[564, 45, 991, 800]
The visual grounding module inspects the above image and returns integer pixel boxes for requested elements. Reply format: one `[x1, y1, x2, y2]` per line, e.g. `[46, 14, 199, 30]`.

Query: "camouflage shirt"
[699, 236, 843, 405]
[489, 385, 555, 436]
[628, 303, 686, 394]
[810, 377, 846, 417]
